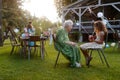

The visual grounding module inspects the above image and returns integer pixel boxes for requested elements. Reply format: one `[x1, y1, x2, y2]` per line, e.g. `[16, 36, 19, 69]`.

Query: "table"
[20, 36, 47, 60]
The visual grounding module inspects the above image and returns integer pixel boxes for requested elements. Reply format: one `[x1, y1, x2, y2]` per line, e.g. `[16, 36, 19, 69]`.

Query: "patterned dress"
[80, 31, 104, 50]
[55, 28, 80, 67]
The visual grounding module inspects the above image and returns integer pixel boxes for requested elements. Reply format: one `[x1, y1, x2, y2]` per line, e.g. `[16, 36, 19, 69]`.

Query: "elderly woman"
[55, 20, 81, 68]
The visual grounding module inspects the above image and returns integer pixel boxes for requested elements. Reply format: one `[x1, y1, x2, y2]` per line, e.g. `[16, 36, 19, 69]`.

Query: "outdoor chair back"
[7, 27, 21, 55]
[52, 34, 61, 68]
[28, 36, 41, 47]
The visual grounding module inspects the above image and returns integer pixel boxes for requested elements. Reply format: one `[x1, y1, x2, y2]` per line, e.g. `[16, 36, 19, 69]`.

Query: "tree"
[54, 0, 77, 16]
[1, 0, 57, 39]
[2, 0, 29, 31]
[31, 16, 53, 35]
[0, 0, 2, 46]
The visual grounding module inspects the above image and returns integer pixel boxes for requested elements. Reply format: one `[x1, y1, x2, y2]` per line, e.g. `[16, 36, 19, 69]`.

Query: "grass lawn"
[0, 40, 120, 80]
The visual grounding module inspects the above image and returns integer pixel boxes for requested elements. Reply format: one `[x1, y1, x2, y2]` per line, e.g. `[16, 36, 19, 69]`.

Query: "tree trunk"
[0, 0, 3, 46]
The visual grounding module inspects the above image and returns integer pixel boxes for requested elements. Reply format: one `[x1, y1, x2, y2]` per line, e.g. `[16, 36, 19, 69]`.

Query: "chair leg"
[34, 47, 38, 56]
[90, 50, 93, 57]
[18, 46, 21, 56]
[37, 47, 40, 56]
[34, 47, 37, 54]
[10, 46, 15, 55]
[14, 46, 18, 54]
[42, 47, 47, 56]
[100, 49, 110, 68]
[54, 51, 60, 68]
[87, 50, 93, 67]
[97, 50, 104, 64]
[20, 47, 23, 56]
[28, 47, 31, 60]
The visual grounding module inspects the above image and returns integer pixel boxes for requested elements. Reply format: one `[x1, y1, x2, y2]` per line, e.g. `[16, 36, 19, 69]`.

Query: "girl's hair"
[27, 24, 32, 29]
[94, 21, 108, 34]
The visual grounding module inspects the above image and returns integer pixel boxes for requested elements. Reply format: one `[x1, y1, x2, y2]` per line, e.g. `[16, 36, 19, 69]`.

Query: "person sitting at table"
[26, 22, 35, 36]
[22, 22, 35, 46]
[80, 21, 108, 66]
[55, 20, 81, 68]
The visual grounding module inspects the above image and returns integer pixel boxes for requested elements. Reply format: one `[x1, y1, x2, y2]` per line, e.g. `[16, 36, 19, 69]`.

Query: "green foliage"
[2, 0, 58, 35]
[54, 0, 77, 16]
[2, 0, 25, 29]
[31, 16, 53, 35]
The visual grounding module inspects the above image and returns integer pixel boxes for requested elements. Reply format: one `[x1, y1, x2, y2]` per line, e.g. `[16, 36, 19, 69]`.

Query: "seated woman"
[22, 22, 35, 46]
[55, 20, 81, 68]
[23, 22, 35, 37]
[80, 21, 108, 66]
[26, 22, 35, 35]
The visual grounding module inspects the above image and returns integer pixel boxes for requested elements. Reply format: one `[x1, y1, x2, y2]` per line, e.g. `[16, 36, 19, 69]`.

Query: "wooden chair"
[9, 36, 21, 55]
[7, 27, 21, 55]
[87, 33, 110, 68]
[52, 34, 61, 68]
[27, 36, 41, 60]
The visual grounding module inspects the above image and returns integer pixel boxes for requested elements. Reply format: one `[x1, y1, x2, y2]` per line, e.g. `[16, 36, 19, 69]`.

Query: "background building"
[62, 0, 120, 42]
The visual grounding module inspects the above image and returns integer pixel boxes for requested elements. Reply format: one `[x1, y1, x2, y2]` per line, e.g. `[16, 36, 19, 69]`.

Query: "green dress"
[55, 28, 80, 67]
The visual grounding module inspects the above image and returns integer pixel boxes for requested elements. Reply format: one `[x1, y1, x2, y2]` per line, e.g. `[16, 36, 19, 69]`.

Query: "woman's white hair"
[63, 20, 73, 28]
